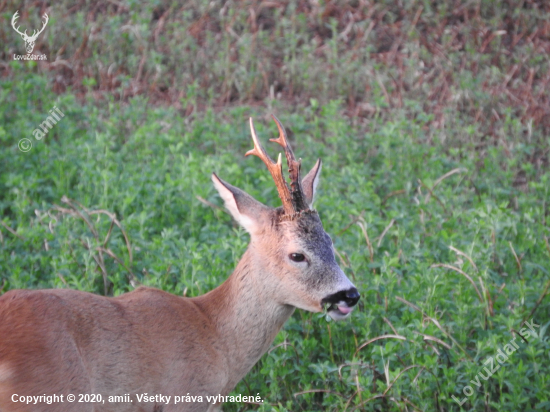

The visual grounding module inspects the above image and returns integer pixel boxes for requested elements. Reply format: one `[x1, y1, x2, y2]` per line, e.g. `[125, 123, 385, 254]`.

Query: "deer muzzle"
[322, 287, 360, 321]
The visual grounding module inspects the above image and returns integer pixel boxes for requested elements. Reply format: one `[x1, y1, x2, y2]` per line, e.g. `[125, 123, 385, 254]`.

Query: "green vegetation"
[1, 1, 549, 411]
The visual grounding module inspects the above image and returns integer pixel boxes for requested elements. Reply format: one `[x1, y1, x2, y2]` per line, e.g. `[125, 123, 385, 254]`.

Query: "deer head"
[11, 11, 49, 54]
[212, 116, 360, 320]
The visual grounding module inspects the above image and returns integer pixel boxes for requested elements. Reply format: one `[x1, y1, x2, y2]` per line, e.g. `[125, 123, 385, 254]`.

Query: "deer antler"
[11, 11, 27, 37]
[246, 118, 294, 215]
[269, 115, 309, 212]
[11, 11, 48, 41]
[29, 13, 49, 40]
[246, 116, 309, 216]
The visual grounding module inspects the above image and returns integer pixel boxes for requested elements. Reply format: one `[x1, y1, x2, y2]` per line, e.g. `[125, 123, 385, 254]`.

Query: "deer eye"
[289, 253, 306, 262]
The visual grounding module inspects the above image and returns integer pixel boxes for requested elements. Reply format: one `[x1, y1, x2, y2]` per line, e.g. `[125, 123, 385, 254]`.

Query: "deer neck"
[191, 245, 294, 389]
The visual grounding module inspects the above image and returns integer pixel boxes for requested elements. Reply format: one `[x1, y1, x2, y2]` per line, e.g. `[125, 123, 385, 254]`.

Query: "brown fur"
[0, 235, 320, 412]
[0, 134, 357, 411]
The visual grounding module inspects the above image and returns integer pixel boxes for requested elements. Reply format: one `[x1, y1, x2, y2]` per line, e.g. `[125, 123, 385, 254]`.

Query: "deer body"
[0, 263, 288, 411]
[1, 287, 227, 412]
[0, 117, 360, 411]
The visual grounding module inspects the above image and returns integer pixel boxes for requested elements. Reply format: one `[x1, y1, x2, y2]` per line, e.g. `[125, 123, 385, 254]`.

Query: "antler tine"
[269, 115, 297, 160]
[246, 118, 294, 215]
[11, 11, 27, 36]
[269, 115, 309, 212]
[245, 117, 277, 165]
[12, 10, 19, 26]
[35, 14, 49, 37]
[29, 13, 49, 39]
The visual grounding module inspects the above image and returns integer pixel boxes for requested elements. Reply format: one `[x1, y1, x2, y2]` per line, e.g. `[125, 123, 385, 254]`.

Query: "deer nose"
[344, 288, 360, 307]
[322, 287, 360, 307]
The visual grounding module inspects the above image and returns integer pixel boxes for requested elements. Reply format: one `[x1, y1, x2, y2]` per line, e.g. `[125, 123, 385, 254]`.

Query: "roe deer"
[0, 116, 360, 412]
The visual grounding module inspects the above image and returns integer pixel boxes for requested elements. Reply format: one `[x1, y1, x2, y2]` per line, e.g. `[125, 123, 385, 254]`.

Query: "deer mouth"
[321, 287, 360, 321]
[325, 303, 355, 320]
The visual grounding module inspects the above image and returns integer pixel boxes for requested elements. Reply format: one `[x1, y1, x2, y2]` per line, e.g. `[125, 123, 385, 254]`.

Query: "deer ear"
[212, 173, 270, 235]
[302, 159, 322, 208]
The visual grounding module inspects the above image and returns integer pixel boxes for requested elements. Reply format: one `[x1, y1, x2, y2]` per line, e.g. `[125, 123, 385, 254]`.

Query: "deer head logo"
[11, 10, 49, 54]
